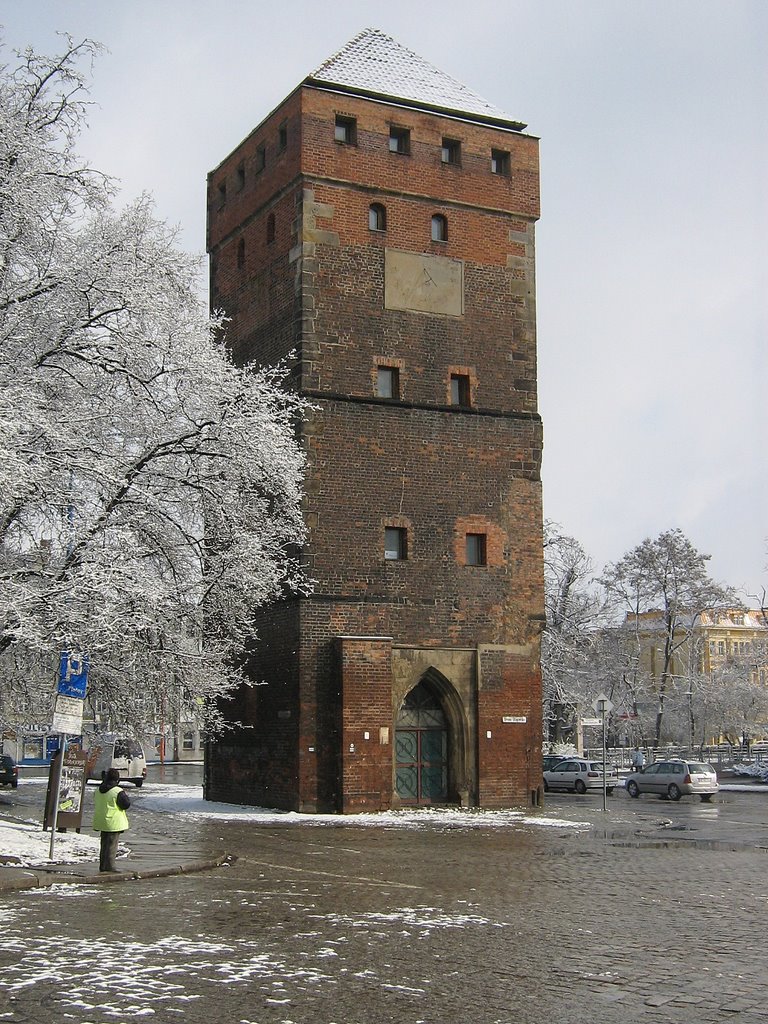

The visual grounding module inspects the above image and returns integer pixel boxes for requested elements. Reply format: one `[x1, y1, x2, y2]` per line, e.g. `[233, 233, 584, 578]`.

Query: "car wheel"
[543, 779, 549, 792]
[11, 780, 18, 789]
[700, 794, 713, 802]
[574, 779, 587, 794]
[132, 779, 144, 788]
[627, 780, 640, 798]
[668, 783, 682, 801]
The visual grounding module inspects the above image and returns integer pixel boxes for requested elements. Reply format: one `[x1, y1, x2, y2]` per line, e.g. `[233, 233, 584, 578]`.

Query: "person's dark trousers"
[99, 831, 121, 872]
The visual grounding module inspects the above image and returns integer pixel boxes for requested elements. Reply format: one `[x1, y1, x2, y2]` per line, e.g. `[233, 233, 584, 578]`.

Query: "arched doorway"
[395, 681, 448, 804]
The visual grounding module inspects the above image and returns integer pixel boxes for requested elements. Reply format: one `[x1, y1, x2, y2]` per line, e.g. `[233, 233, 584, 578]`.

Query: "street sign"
[593, 693, 614, 715]
[581, 717, 601, 727]
[57, 652, 88, 699]
[502, 716, 527, 723]
[51, 693, 84, 734]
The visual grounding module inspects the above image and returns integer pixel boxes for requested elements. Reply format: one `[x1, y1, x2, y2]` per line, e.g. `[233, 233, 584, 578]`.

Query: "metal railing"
[580, 745, 768, 769]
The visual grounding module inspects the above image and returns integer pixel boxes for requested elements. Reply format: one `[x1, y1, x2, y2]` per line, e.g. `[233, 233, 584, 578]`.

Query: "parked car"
[0, 753, 18, 788]
[543, 757, 617, 795]
[86, 735, 147, 787]
[625, 759, 719, 802]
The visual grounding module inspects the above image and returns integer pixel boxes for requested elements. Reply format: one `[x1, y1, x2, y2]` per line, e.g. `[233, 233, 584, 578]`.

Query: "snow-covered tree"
[600, 529, 733, 748]
[541, 522, 610, 744]
[0, 38, 308, 734]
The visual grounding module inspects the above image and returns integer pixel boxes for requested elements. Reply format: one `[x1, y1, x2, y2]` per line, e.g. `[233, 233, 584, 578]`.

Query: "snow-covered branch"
[0, 39, 309, 733]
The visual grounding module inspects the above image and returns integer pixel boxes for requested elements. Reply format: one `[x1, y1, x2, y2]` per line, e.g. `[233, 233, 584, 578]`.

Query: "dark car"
[0, 753, 18, 788]
[542, 753, 570, 772]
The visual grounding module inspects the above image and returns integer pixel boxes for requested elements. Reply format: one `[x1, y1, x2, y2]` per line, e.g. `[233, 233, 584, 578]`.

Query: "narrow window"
[278, 122, 288, 150]
[385, 527, 408, 561]
[389, 126, 410, 155]
[377, 366, 400, 399]
[441, 138, 461, 165]
[431, 214, 447, 242]
[255, 145, 266, 173]
[236, 237, 245, 270]
[216, 181, 226, 210]
[335, 115, 357, 145]
[368, 203, 387, 231]
[450, 373, 471, 407]
[466, 533, 487, 566]
[491, 148, 510, 175]
[182, 732, 195, 751]
[266, 212, 275, 243]
[236, 163, 245, 191]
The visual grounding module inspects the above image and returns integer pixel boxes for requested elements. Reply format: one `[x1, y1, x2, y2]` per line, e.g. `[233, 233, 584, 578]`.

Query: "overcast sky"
[3, 1, 766, 599]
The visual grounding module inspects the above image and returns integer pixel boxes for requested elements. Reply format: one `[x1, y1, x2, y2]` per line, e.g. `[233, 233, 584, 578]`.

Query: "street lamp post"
[593, 693, 614, 813]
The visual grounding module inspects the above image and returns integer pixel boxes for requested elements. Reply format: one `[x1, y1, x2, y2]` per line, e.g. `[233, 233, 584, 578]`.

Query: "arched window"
[266, 212, 275, 243]
[431, 214, 447, 242]
[236, 237, 245, 270]
[368, 203, 386, 231]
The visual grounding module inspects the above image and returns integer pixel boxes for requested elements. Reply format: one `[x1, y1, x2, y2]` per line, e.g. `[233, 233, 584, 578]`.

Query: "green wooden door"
[395, 683, 447, 804]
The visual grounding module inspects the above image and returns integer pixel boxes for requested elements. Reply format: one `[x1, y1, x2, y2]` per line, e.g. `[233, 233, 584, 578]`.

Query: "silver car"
[543, 757, 616, 795]
[625, 759, 719, 802]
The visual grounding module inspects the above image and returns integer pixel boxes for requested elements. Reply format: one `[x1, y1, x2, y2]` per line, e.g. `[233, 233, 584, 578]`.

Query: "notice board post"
[44, 745, 88, 833]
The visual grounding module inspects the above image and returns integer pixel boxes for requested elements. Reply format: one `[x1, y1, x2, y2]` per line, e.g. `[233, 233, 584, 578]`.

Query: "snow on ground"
[1, 780, 590, 867]
[6, 775, 764, 868]
[139, 783, 590, 832]
[0, 816, 101, 867]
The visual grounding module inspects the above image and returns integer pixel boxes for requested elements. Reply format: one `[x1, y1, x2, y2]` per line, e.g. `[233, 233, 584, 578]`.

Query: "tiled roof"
[307, 28, 525, 131]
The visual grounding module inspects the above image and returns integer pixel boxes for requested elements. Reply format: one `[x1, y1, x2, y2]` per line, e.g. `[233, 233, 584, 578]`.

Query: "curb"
[0, 853, 235, 893]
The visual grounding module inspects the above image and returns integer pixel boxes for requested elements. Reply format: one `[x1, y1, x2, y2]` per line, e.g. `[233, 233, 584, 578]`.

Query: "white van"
[87, 735, 148, 787]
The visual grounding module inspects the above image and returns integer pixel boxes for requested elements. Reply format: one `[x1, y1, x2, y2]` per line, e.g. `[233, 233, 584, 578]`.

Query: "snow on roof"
[307, 28, 526, 131]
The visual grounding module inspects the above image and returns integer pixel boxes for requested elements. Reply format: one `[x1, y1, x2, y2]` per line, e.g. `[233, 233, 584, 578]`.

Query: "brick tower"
[205, 29, 544, 812]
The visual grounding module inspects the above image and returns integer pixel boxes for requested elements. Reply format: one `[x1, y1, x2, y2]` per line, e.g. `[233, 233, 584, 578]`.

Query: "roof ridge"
[307, 27, 526, 131]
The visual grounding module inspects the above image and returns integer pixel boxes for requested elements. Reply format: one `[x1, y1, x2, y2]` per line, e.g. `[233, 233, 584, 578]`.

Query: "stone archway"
[394, 669, 469, 806]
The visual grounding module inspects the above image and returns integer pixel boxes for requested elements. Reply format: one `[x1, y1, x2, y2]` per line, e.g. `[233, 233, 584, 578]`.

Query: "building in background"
[205, 29, 545, 812]
[627, 608, 768, 686]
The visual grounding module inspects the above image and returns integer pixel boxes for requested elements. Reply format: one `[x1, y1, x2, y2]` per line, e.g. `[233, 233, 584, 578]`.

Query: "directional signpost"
[593, 693, 614, 812]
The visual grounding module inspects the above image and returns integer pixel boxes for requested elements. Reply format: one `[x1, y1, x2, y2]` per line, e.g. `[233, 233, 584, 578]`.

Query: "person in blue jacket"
[92, 768, 131, 872]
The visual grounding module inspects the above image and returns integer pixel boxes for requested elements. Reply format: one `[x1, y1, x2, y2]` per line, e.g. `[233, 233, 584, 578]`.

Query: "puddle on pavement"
[590, 828, 768, 853]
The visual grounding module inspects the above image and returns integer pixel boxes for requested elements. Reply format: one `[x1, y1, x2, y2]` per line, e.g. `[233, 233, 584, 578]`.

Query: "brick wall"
[338, 636, 395, 812]
[206, 77, 544, 812]
[476, 646, 543, 808]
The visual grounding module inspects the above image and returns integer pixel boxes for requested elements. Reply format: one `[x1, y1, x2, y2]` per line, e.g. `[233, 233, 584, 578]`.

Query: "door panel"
[395, 683, 448, 805]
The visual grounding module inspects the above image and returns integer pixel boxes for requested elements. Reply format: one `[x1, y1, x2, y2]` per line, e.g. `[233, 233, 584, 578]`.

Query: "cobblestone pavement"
[0, 788, 767, 1023]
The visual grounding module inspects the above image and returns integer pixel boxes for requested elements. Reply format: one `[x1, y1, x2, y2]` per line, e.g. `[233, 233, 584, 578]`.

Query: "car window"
[672, 763, 684, 774]
[113, 739, 143, 758]
[643, 764, 657, 775]
[559, 761, 577, 771]
[687, 762, 714, 773]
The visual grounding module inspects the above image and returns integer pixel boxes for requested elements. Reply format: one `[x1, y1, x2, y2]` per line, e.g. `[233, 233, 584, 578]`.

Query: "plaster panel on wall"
[385, 249, 464, 317]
